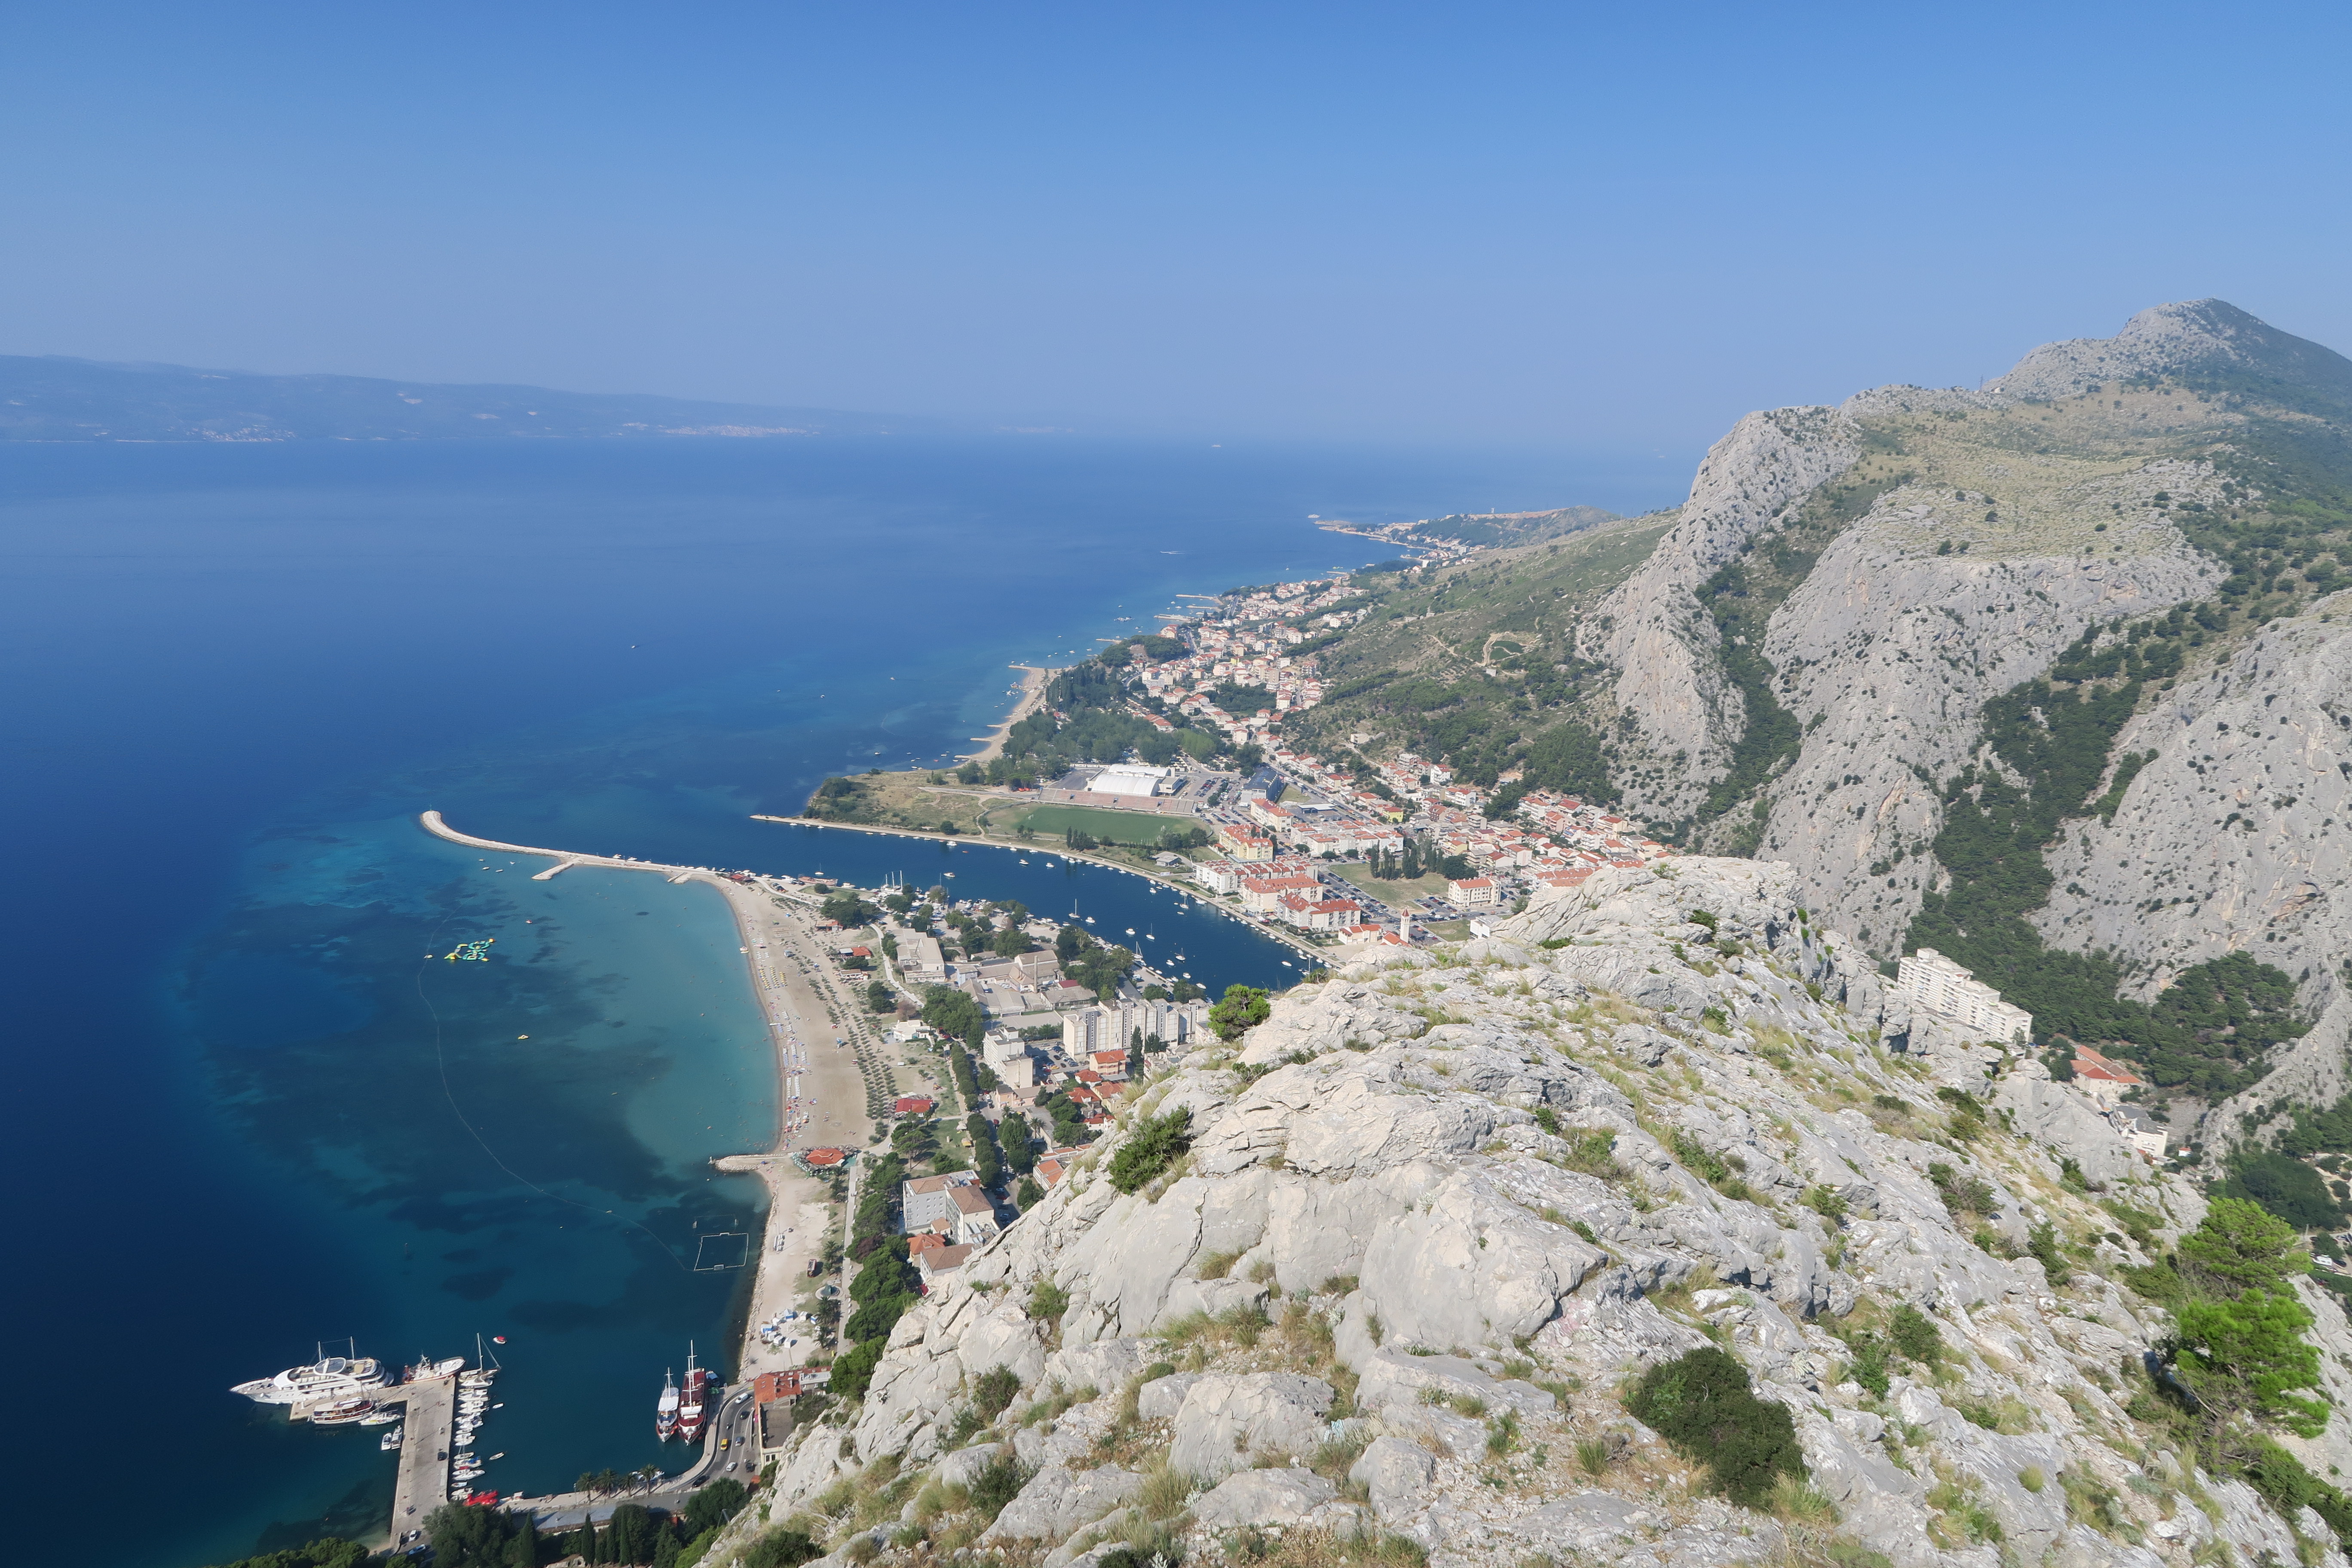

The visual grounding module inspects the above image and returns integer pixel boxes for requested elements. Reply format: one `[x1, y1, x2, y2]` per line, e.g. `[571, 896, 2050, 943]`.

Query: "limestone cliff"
[1578, 306, 2298, 938]
[1572, 407, 1863, 809]
[2037, 596, 2352, 1146]
[724, 865, 2352, 1568]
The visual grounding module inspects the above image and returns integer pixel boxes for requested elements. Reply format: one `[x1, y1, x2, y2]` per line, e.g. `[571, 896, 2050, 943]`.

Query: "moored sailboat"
[655, 1369, 681, 1440]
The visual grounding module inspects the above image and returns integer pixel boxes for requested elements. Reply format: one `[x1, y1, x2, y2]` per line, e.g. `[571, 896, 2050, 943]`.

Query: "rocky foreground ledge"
[704, 859, 2352, 1568]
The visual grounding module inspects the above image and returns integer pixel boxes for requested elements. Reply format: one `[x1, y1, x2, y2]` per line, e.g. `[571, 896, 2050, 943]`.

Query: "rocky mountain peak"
[1986, 298, 2352, 405]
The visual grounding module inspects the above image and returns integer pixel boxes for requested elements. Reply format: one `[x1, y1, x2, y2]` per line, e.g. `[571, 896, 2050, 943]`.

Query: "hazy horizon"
[7, 3, 2349, 449]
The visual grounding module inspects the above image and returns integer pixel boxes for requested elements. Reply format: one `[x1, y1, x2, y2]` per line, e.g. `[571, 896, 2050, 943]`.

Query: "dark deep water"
[0, 436, 1684, 1566]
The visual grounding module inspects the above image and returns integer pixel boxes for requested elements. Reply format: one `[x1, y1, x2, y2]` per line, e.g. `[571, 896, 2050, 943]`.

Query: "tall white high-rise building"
[1893, 948, 2033, 1046]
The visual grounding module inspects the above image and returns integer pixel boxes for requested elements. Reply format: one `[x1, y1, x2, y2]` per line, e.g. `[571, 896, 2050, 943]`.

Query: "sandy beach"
[416, 812, 888, 1385]
[959, 662, 1051, 763]
[701, 876, 885, 1383]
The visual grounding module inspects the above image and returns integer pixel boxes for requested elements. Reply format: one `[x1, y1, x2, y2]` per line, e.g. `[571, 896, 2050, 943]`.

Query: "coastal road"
[507, 1386, 759, 1530]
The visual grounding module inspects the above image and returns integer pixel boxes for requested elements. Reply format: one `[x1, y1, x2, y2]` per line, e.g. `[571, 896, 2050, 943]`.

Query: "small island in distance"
[0, 353, 948, 442]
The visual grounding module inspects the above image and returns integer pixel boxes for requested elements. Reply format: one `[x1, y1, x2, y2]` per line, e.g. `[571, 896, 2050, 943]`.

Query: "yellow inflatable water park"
[444, 939, 495, 962]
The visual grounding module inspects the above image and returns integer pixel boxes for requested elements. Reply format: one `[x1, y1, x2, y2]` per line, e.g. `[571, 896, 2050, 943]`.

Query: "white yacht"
[232, 1352, 392, 1406]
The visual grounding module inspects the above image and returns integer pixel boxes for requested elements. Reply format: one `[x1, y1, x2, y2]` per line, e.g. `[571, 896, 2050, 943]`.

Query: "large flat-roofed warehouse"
[1089, 764, 1170, 798]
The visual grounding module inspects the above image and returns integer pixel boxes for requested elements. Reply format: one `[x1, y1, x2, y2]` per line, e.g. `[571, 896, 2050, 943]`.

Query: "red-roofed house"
[1446, 876, 1497, 906]
[1242, 874, 1321, 913]
[916, 1243, 974, 1287]
[2070, 1046, 2144, 1107]
[1035, 1144, 1089, 1190]
[892, 1096, 936, 1116]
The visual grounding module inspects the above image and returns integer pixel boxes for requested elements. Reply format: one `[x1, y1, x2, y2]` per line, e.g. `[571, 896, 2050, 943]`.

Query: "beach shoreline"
[957, 662, 1051, 764]
[416, 811, 880, 1385]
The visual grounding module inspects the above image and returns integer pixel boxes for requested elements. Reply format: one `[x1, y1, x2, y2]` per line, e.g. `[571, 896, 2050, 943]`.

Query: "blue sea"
[0, 436, 1684, 1567]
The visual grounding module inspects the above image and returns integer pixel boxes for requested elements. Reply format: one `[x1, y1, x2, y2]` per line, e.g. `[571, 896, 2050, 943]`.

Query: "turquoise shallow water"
[186, 819, 776, 1523]
[0, 435, 1685, 1565]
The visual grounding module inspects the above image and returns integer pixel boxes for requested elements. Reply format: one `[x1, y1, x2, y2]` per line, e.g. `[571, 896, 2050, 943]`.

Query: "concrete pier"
[386, 1376, 458, 1544]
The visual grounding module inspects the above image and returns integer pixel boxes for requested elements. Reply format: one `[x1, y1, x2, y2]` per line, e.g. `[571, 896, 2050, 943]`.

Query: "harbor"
[230, 1349, 503, 1549]
[211, 806, 1259, 1551]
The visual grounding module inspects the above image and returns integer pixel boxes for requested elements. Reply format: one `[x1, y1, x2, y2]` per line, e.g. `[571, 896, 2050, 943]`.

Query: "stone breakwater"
[704, 858, 2352, 1568]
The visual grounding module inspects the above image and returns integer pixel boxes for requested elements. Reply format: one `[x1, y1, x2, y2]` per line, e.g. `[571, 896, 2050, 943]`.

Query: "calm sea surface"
[0, 436, 1683, 1566]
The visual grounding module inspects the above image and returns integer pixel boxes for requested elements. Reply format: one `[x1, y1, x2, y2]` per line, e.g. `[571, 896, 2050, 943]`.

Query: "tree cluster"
[2122, 1197, 2349, 1535]
[819, 889, 877, 928]
[920, 985, 984, 1042]
[550, 1502, 690, 1567]
[1909, 618, 2306, 1096]
[834, 1237, 921, 1398]
[1056, 924, 1135, 998]
[1038, 1087, 1092, 1148]
[423, 1504, 542, 1568]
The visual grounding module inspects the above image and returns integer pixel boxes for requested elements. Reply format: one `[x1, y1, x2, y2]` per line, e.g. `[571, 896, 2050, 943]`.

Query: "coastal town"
[804, 559, 1679, 955]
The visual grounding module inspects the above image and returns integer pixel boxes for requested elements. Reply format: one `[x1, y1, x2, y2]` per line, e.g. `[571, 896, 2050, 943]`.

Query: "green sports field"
[1017, 803, 1194, 843]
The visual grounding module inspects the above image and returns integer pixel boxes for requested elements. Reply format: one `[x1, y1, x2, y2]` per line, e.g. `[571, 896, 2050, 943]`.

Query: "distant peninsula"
[0, 354, 946, 442]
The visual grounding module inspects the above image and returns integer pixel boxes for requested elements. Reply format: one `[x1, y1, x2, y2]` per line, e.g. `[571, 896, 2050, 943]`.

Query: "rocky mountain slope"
[2035, 601, 2352, 1131]
[711, 865, 2352, 1568]
[1302, 300, 2352, 1167]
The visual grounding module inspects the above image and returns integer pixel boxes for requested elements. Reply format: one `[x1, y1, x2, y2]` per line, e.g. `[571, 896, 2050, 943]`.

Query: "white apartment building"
[982, 1029, 1037, 1089]
[903, 1170, 984, 1234]
[1193, 861, 1243, 895]
[1063, 997, 1212, 1057]
[1893, 948, 2034, 1046]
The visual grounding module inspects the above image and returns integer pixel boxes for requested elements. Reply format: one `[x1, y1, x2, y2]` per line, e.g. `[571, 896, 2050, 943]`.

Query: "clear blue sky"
[6, 1, 2348, 449]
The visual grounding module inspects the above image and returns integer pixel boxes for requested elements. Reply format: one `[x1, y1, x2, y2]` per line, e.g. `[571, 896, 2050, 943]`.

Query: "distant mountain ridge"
[0, 355, 946, 441]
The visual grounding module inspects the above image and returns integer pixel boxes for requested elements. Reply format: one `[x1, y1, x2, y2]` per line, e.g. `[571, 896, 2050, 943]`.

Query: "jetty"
[421, 812, 698, 875]
[386, 1375, 458, 1536]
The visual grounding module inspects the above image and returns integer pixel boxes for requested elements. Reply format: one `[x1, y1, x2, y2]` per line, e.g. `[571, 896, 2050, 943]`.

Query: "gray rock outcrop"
[742, 858, 2339, 1568]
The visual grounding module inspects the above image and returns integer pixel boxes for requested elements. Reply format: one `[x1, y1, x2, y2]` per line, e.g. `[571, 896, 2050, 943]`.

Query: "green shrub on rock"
[1109, 1107, 1193, 1193]
[1624, 1345, 1806, 1507]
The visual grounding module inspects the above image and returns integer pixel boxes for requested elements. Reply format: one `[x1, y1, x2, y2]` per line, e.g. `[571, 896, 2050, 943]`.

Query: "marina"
[230, 1345, 505, 1544]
